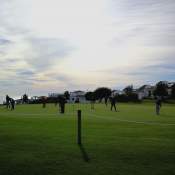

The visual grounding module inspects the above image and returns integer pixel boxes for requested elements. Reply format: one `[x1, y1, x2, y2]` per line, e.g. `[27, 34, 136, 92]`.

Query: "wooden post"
[77, 110, 82, 145]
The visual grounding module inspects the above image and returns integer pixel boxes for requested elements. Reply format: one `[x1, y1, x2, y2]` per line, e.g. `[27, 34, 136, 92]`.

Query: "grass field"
[0, 103, 175, 175]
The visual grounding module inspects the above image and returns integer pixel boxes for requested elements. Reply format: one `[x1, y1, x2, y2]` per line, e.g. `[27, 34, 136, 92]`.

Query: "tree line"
[85, 81, 175, 103]
[14, 81, 175, 104]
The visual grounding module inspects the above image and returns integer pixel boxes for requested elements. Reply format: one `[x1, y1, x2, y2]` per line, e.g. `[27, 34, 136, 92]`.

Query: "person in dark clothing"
[6, 95, 10, 109]
[22, 94, 28, 104]
[105, 96, 108, 106]
[156, 97, 162, 115]
[75, 97, 80, 103]
[90, 97, 95, 110]
[58, 96, 61, 112]
[58, 96, 66, 114]
[110, 96, 117, 111]
[10, 98, 15, 110]
[42, 96, 47, 108]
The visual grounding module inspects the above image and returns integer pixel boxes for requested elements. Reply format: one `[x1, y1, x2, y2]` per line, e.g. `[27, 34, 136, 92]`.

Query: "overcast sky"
[0, 0, 175, 100]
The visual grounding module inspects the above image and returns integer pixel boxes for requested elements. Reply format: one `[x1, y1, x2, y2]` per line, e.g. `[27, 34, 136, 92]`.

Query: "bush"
[115, 93, 141, 103]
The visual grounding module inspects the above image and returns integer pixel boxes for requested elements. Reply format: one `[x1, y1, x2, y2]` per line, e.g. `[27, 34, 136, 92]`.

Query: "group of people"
[37, 95, 161, 116]
[42, 95, 67, 114]
[104, 95, 162, 115]
[5, 94, 162, 115]
[6, 95, 15, 110]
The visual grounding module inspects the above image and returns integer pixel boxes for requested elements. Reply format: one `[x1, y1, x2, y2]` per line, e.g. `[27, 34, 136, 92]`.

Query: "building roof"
[138, 85, 154, 91]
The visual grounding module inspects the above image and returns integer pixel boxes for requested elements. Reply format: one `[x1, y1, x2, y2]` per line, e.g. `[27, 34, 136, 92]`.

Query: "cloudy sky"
[0, 0, 175, 100]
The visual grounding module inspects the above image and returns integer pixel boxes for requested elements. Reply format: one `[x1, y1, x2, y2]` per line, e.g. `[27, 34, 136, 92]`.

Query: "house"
[111, 90, 124, 96]
[31, 96, 39, 100]
[137, 85, 155, 100]
[167, 82, 175, 96]
[69, 91, 86, 103]
[48, 93, 61, 98]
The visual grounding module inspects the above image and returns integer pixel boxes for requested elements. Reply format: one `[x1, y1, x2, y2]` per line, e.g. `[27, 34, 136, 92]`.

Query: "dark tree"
[94, 87, 111, 102]
[64, 91, 70, 100]
[85, 92, 94, 101]
[123, 85, 133, 95]
[154, 81, 168, 97]
[171, 83, 175, 99]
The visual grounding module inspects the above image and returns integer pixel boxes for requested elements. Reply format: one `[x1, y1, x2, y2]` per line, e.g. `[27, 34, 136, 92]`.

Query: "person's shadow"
[78, 144, 90, 162]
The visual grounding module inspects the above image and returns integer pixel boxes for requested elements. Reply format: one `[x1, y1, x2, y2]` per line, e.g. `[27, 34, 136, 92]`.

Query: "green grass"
[0, 103, 175, 175]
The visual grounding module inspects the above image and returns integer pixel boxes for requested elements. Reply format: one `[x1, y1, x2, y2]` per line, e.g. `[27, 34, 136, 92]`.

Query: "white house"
[48, 93, 61, 98]
[69, 91, 86, 103]
[167, 82, 175, 96]
[137, 85, 155, 100]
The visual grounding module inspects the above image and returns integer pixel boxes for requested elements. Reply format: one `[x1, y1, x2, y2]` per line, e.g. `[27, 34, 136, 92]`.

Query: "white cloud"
[0, 0, 175, 101]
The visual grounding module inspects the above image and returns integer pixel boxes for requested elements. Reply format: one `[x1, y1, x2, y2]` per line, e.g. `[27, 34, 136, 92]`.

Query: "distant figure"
[105, 96, 108, 106]
[75, 97, 80, 103]
[110, 96, 117, 111]
[59, 96, 66, 114]
[155, 97, 162, 115]
[42, 96, 47, 108]
[10, 98, 15, 110]
[6, 95, 11, 109]
[58, 97, 61, 112]
[22, 94, 28, 104]
[90, 97, 95, 110]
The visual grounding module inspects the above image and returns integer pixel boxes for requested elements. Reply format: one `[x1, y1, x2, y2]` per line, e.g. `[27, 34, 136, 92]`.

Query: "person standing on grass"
[155, 96, 162, 115]
[42, 96, 47, 108]
[90, 95, 95, 110]
[105, 96, 108, 106]
[10, 98, 15, 110]
[110, 96, 117, 111]
[22, 94, 28, 104]
[89, 92, 95, 110]
[6, 95, 10, 109]
[59, 96, 66, 114]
